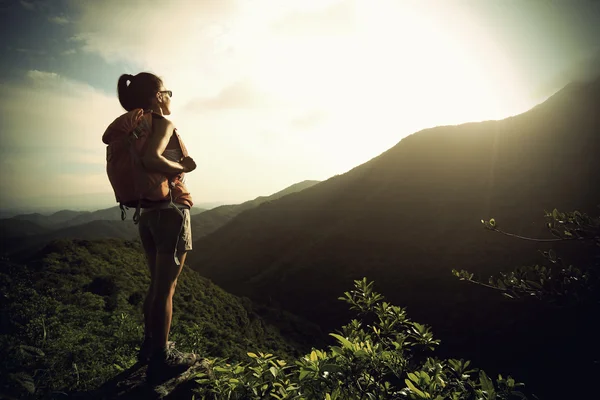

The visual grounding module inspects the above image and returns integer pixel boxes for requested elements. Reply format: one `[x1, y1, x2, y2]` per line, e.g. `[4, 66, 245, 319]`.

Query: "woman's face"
[156, 84, 172, 115]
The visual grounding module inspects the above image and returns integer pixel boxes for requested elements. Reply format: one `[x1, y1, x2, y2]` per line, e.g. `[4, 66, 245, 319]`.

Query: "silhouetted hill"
[3, 209, 110, 230]
[1, 220, 139, 257]
[57, 206, 125, 227]
[0, 219, 50, 239]
[189, 206, 208, 216]
[190, 180, 319, 239]
[50, 209, 86, 224]
[192, 77, 600, 316]
[7, 209, 91, 227]
[5, 212, 55, 227]
[189, 79, 600, 399]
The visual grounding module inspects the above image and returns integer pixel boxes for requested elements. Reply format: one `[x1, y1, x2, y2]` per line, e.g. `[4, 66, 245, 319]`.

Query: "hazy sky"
[1, 0, 599, 212]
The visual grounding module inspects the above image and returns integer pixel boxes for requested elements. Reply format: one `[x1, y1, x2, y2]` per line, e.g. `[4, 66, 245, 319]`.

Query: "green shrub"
[193, 278, 526, 400]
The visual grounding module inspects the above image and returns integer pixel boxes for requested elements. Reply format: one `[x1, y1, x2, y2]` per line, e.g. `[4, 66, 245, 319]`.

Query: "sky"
[0, 0, 599, 213]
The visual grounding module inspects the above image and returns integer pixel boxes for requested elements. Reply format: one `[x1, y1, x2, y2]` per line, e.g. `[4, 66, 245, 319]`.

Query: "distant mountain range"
[0, 181, 320, 256]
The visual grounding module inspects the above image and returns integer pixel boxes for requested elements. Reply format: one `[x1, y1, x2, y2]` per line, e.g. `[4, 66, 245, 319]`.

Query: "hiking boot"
[147, 347, 198, 381]
[137, 339, 175, 364]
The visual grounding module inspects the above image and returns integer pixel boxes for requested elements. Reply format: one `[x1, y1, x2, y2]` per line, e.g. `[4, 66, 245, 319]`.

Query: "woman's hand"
[180, 156, 197, 173]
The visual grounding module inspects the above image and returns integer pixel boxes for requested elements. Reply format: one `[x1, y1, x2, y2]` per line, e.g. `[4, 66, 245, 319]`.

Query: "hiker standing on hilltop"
[102, 72, 198, 378]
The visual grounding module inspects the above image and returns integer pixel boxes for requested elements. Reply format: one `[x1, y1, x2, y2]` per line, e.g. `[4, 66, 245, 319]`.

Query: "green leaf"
[299, 369, 310, 381]
[354, 349, 368, 358]
[329, 333, 353, 349]
[405, 378, 427, 398]
[407, 372, 419, 382]
[479, 370, 495, 393]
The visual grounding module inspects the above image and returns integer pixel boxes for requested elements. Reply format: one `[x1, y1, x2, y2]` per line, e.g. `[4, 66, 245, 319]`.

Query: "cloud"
[69, 0, 358, 105]
[48, 15, 69, 25]
[26, 69, 59, 82]
[70, 0, 240, 97]
[61, 49, 77, 56]
[0, 70, 122, 206]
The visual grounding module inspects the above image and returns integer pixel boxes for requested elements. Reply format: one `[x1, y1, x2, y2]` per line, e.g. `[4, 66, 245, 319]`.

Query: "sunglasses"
[159, 90, 173, 97]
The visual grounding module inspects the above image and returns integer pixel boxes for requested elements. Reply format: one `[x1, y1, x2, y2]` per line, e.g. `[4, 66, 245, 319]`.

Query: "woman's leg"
[150, 251, 187, 350]
[139, 213, 158, 343]
[143, 252, 158, 340]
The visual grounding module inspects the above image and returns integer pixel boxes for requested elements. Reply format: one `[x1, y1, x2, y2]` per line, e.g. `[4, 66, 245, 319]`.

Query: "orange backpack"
[102, 109, 193, 221]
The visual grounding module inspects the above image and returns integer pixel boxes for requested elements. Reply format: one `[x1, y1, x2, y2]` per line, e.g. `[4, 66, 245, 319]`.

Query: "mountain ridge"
[190, 180, 320, 240]
[188, 78, 600, 387]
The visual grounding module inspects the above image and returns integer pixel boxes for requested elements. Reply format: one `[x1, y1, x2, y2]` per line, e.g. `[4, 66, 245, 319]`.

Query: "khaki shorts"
[138, 207, 192, 257]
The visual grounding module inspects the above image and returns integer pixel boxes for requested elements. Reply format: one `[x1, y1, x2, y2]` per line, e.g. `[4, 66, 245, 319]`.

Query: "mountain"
[190, 206, 209, 216]
[1, 206, 208, 232]
[0, 238, 322, 398]
[190, 180, 320, 240]
[188, 79, 600, 399]
[0, 180, 317, 244]
[1, 220, 139, 257]
[2, 209, 105, 229]
[0, 219, 51, 238]
[57, 206, 126, 227]
[49, 209, 88, 224]
[63, 206, 208, 227]
[0, 181, 318, 257]
[191, 78, 600, 317]
[4, 212, 59, 227]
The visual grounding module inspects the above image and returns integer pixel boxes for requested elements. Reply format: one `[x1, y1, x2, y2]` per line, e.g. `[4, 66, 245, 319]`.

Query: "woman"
[116, 72, 197, 375]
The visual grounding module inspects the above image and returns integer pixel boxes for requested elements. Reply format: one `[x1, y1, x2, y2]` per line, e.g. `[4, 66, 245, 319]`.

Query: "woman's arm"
[142, 116, 190, 175]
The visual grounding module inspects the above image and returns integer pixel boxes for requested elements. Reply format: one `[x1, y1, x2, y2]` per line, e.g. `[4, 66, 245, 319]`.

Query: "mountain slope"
[188, 79, 600, 398]
[0, 238, 322, 397]
[190, 180, 319, 240]
[1, 208, 123, 230]
[1, 220, 139, 256]
[191, 78, 600, 317]
[0, 219, 51, 238]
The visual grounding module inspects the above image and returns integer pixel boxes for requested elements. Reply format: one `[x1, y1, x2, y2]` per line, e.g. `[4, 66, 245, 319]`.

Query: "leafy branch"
[454, 208, 600, 302]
